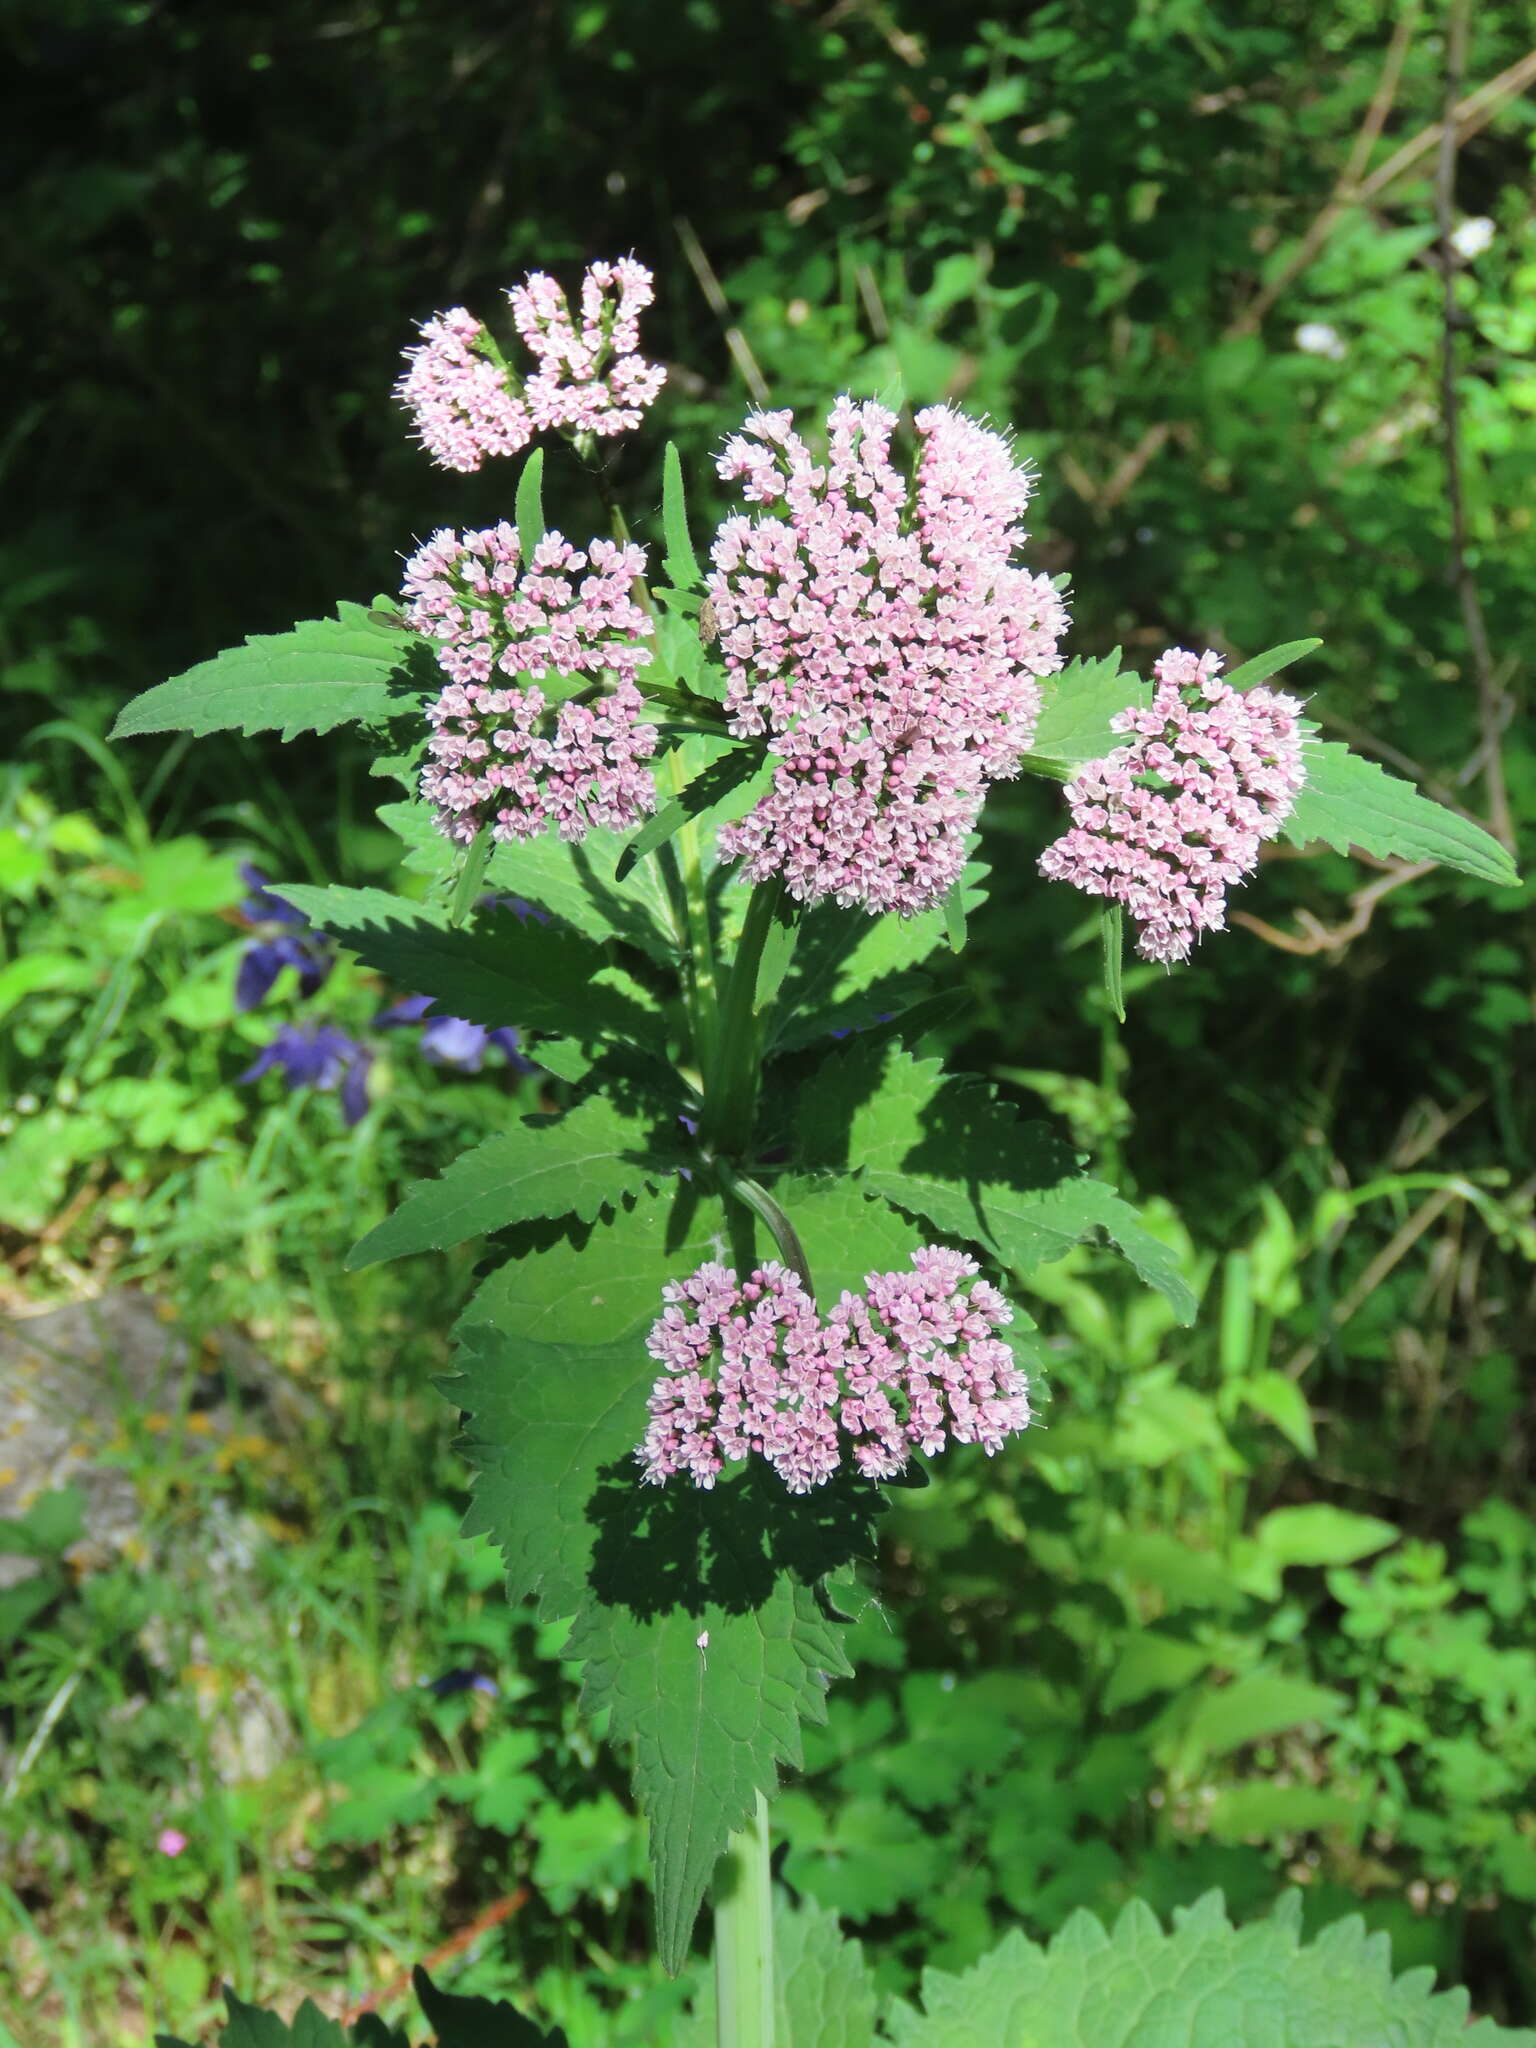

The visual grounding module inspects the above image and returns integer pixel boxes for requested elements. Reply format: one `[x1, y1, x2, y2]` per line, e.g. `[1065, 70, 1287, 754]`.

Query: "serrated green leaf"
[379, 799, 680, 963]
[1022, 652, 1149, 771]
[110, 605, 416, 742]
[414, 1964, 568, 2046]
[515, 447, 546, 568]
[1223, 636, 1321, 689]
[677, 1894, 880, 2047]
[616, 743, 767, 879]
[213, 1991, 352, 2048]
[572, 1571, 855, 1974]
[662, 441, 703, 592]
[768, 1173, 932, 1303]
[1286, 733, 1518, 887]
[452, 1191, 874, 1973]
[885, 1890, 1535, 2046]
[798, 1043, 1195, 1322]
[460, 1186, 726, 1344]
[269, 886, 661, 1049]
[347, 1095, 678, 1269]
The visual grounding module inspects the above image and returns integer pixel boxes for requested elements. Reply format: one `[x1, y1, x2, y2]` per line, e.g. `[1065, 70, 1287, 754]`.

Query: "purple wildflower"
[235, 864, 333, 1012]
[425, 1669, 499, 1699]
[238, 1022, 372, 1125]
[374, 995, 534, 1074]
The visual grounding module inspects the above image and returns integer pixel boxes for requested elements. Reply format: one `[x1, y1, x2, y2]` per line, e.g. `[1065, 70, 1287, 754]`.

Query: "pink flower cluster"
[396, 259, 666, 472]
[707, 399, 1068, 914]
[395, 308, 534, 473]
[1037, 648, 1306, 963]
[636, 1246, 1029, 1494]
[509, 258, 667, 438]
[402, 523, 659, 845]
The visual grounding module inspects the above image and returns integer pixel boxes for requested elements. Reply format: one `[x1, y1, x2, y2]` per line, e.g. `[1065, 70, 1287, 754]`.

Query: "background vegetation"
[1, 1, 1531, 2041]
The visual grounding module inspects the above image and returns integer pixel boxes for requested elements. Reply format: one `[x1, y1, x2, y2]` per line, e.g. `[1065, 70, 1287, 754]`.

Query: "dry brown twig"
[1230, 859, 1436, 957]
[1434, 0, 1517, 853]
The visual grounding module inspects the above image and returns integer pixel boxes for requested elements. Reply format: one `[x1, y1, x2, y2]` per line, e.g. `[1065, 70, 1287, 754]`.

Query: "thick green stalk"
[714, 1791, 774, 2048]
[700, 880, 782, 1157]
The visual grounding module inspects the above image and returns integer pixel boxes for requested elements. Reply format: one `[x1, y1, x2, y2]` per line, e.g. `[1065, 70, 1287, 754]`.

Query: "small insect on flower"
[698, 596, 718, 647]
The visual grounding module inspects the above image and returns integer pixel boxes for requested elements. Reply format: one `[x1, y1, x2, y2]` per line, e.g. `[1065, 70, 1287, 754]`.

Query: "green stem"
[713, 1791, 774, 2048]
[700, 881, 783, 1157]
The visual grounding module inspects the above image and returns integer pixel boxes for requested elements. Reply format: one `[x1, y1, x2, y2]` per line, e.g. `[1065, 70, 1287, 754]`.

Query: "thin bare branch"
[1434, 0, 1516, 851]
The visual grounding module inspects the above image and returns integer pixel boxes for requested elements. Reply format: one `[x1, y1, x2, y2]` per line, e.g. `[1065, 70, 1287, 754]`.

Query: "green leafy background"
[3, 1, 1533, 2043]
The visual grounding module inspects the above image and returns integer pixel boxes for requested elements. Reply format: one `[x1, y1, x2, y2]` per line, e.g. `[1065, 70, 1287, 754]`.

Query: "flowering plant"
[117, 261, 1521, 2046]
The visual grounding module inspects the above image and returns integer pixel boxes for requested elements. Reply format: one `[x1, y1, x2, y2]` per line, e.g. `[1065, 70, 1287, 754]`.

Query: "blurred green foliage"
[1, 0, 1532, 2041]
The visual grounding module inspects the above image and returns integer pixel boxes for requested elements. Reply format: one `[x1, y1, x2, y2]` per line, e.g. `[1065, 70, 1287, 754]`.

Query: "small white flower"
[1451, 216, 1496, 260]
[1295, 322, 1346, 361]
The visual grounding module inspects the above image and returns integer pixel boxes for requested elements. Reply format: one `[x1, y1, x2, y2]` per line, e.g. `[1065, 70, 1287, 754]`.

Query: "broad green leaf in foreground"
[676, 1895, 880, 2047]
[1286, 732, 1518, 887]
[1021, 651, 1149, 772]
[347, 1094, 681, 1269]
[798, 1043, 1195, 1323]
[155, 1990, 352, 2048]
[885, 1889, 1535, 2046]
[270, 886, 660, 1049]
[110, 604, 417, 742]
[452, 1191, 875, 1974]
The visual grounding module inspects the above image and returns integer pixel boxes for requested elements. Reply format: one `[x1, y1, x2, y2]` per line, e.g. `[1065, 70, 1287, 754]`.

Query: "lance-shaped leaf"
[885, 1889, 1536, 2046]
[799, 1042, 1195, 1323]
[616, 742, 769, 879]
[661, 440, 703, 592]
[110, 603, 417, 742]
[453, 1189, 875, 1974]
[347, 1094, 679, 1269]
[271, 886, 662, 1049]
[1285, 731, 1518, 888]
[1021, 651, 1149, 774]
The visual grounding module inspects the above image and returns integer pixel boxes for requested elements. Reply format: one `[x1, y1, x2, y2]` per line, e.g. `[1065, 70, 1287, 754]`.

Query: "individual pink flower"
[402, 523, 658, 845]
[706, 398, 1068, 913]
[1037, 647, 1307, 963]
[396, 260, 666, 470]
[157, 1828, 189, 1858]
[394, 308, 533, 473]
[635, 1247, 1029, 1493]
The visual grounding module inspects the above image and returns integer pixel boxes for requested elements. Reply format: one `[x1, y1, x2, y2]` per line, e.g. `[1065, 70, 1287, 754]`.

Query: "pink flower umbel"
[508, 257, 667, 439]
[402, 524, 659, 845]
[395, 308, 533, 473]
[822, 1245, 1029, 1479]
[156, 1828, 189, 1858]
[396, 260, 666, 470]
[636, 1248, 1030, 1493]
[637, 1261, 841, 1495]
[707, 398, 1068, 913]
[1038, 648, 1306, 963]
